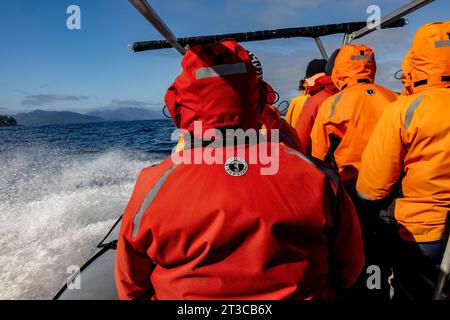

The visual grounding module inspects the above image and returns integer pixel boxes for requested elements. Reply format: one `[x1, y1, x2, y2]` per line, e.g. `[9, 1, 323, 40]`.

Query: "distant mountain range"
[12, 107, 164, 126]
[14, 110, 104, 126]
[86, 107, 162, 121]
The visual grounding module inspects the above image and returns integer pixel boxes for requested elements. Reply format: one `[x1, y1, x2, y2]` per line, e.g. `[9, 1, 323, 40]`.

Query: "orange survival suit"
[285, 93, 309, 128]
[115, 40, 364, 300]
[400, 49, 414, 96]
[310, 45, 398, 182]
[357, 22, 450, 244]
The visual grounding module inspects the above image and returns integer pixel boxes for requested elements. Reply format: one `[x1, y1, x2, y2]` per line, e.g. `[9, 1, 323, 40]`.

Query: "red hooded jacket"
[114, 40, 364, 300]
[295, 76, 338, 155]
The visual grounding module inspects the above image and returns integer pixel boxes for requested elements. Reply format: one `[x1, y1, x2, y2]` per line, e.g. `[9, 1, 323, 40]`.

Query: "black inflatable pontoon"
[53, 217, 122, 300]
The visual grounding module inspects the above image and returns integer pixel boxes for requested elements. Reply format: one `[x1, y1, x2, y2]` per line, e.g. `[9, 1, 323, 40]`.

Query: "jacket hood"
[409, 21, 450, 93]
[164, 40, 274, 135]
[331, 44, 377, 91]
[304, 72, 325, 92]
[401, 49, 413, 95]
[307, 75, 336, 96]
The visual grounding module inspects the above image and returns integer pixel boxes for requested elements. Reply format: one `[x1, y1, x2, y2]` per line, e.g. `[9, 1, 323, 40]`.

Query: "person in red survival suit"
[114, 39, 364, 300]
[295, 50, 340, 155]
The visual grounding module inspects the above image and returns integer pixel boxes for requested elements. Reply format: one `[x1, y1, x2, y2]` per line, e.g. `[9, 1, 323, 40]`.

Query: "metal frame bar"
[129, 20, 405, 53]
[128, 0, 434, 59]
[314, 37, 329, 60]
[433, 213, 450, 300]
[342, 33, 351, 47]
[347, 0, 435, 44]
[128, 0, 186, 55]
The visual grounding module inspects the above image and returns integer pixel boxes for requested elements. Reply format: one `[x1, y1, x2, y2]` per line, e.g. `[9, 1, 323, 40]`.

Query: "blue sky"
[0, 0, 449, 115]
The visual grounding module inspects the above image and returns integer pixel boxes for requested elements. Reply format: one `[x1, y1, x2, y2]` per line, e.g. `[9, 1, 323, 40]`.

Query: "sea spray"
[0, 147, 163, 299]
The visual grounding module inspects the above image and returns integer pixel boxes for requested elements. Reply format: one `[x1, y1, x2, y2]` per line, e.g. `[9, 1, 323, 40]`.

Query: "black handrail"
[130, 19, 406, 52]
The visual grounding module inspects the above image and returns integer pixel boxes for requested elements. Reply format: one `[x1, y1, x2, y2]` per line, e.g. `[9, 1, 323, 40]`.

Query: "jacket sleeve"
[115, 233, 155, 300]
[114, 169, 156, 300]
[356, 104, 405, 200]
[329, 183, 365, 290]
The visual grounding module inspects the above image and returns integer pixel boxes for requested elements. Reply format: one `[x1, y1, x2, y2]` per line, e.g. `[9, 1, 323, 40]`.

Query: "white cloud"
[90, 99, 162, 112]
[21, 94, 88, 106]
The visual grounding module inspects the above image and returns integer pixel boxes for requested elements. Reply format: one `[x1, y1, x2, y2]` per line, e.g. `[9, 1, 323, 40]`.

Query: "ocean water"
[0, 120, 176, 299]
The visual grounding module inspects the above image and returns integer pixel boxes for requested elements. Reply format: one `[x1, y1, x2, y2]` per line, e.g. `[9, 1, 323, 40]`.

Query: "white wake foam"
[0, 148, 162, 299]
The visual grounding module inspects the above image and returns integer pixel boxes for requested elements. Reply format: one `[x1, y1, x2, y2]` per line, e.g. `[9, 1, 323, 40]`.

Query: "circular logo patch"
[224, 157, 248, 177]
[366, 89, 376, 96]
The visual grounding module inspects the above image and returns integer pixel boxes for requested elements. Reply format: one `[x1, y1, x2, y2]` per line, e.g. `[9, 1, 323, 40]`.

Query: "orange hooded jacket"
[357, 22, 450, 243]
[401, 49, 414, 96]
[310, 44, 398, 182]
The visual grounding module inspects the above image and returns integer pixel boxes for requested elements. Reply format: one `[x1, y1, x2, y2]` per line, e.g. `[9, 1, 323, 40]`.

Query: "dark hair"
[305, 59, 327, 78]
[298, 79, 306, 91]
